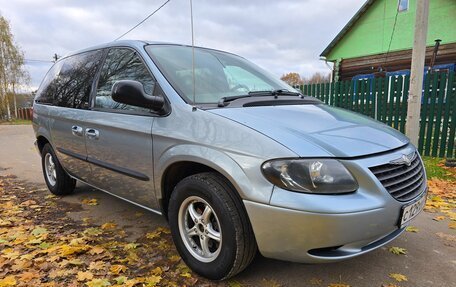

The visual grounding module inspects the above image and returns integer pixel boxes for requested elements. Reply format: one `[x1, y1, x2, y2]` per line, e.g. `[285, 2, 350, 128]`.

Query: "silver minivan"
[33, 40, 427, 280]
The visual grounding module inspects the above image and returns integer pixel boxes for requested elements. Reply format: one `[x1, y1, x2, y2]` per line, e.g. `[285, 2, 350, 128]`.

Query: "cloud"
[0, 0, 365, 89]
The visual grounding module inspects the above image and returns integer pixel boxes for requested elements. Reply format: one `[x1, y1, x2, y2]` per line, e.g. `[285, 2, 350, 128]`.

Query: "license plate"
[399, 192, 427, 228]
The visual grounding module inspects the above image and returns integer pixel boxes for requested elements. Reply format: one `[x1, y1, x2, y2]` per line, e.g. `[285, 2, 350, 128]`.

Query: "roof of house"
[320, 0, 376, 57]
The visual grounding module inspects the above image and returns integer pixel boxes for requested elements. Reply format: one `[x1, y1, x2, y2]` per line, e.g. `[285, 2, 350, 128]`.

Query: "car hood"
[208, 104, 409, 157]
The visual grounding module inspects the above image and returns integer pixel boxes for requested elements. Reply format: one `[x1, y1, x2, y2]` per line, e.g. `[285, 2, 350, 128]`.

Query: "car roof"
[61, 40, 239, 61]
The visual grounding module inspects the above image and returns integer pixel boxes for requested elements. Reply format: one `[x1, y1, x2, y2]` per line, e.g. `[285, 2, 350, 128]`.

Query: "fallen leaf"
[89, 261, 106, 271]
[405, 226, 419, 233]
[449, 221, 456, 229]
[328, 284, 350, 287]
[82, 198, 98, 206]
[144, 275, 162, 286]
[110, 264, 127, 275]
[0, 276, 16, 287]
[77, 271, 94, 282]
[113, 276, 127, 285]
[101, 222, 117, 230]
[86, 279, 111, 287]
[389, 273, 408, 282]
[89, 246, 105, 255]
[389, 247, 407, 255]
[433, 216, 446, 221]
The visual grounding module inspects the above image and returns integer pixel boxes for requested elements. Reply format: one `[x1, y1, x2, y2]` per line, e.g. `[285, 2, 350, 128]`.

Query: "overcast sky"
[0, 0, 365, 91]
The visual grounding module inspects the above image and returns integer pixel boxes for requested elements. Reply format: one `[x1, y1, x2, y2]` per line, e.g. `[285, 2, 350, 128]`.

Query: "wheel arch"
[156, 146, 259, 218]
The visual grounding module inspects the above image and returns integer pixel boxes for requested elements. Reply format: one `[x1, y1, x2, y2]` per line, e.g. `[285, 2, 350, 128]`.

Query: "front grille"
[369, 154, 426, 201]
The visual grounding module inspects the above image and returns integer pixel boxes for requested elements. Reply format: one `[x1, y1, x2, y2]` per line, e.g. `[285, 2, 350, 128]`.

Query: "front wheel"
[41, 143, 76, 195]
[168, 172, 257, 280]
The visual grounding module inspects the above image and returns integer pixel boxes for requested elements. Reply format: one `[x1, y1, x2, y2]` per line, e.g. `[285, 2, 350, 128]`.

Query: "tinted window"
[95, 48, 155, 111]
[35, 61, 64, 104]
[36, 50, 103, 108]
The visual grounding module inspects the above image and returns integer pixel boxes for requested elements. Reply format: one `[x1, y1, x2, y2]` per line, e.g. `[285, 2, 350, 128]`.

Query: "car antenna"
[190, 0, 197, 112]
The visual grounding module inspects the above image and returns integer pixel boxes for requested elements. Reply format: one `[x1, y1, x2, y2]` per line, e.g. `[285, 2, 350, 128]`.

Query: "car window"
[95, 48, 155, 112]
[36, 51, 103, 108]
[35, 61, 64, 105]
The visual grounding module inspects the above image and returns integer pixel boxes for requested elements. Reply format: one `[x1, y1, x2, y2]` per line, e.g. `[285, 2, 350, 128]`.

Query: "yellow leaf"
[83, 227, 103, 236]
[123, 243, 139, 250]
[82, 198, 98, 206]
[150, 267, 162, 276]
[389, 273, 408, 282]
[169, 255, 181, 262]
[18, 271, 40, 281]
[433, 216, 446, 221]
[101, 222, 117, 230]
[449, 221, 456, 229]
[89, 261, 106, 271]
[89, 246, 105, 255]
[110, 264, 127, 275]
[77, 271, 94, 282]
[59, 245, 89, 256]
[144, 275, 161, 286]
[328, 284, 351, 287]
[31, 227, 48, 236]
[0, 276, 16, 287]
[180, 272, 192, 278]
[405, 226, 419, 233]
[86, 279, 111, 287]
[389, 246, 407, 255]
[113, 276, 127, 285]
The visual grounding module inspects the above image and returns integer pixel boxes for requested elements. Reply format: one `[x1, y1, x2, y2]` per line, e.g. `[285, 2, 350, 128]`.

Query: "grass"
[422, 156, 455, 181]
[0, 119, 31, 125]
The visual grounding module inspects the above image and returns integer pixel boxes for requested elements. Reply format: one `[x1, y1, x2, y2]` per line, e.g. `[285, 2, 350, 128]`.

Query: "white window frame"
[398, 0, 409, 12]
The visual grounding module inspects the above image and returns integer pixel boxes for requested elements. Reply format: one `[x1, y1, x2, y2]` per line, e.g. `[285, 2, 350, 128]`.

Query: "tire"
[168, 172, 257, 280]
[41, 143, 76, 195]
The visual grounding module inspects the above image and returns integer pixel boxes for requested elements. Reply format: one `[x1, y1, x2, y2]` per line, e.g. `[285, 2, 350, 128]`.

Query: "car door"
[48, 50, 104, 181]
[84, 47, 159, 210]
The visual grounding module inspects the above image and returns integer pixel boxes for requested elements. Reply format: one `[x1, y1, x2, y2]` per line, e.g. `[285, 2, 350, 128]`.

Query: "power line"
[383, 2, 400, 71]
[114, 0, 172, 41]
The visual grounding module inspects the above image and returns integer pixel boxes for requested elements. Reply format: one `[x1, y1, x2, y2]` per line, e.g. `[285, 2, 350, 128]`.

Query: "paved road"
[0, 125, 455, 287]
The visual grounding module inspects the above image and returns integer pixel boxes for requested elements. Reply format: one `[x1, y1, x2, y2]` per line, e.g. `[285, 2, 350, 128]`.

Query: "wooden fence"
[300, 71, 455, 158]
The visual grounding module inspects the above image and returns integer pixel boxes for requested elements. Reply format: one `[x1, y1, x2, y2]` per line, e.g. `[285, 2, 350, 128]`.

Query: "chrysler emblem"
[390, 152, 416, 166]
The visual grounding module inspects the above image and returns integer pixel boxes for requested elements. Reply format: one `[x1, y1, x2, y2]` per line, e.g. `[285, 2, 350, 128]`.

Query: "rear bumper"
[244, 199, 406, 263]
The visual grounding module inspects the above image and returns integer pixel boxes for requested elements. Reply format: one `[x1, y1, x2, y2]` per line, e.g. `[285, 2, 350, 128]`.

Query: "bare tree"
[0, 15, 29, 120]
[303, 72, 331, 84]
[280, 72, 303, 86]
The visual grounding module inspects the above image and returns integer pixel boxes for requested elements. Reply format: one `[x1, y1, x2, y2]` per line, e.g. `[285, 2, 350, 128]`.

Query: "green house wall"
[325, 0, 456, 61]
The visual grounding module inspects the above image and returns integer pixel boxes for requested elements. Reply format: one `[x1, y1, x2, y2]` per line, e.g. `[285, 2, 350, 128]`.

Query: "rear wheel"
[168, 172, 257, 280]
[41, 143, 76, 195]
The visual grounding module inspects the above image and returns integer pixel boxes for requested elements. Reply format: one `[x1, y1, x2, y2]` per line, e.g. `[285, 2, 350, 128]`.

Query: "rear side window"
[95, 48, 155, 112]
[35, 61, 64, 104]
[35, 50, 103, 108]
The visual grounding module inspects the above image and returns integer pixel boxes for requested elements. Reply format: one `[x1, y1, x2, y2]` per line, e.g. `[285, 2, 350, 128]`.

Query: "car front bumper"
[244, 199, 407, 263]
[244, 144, 426, 263]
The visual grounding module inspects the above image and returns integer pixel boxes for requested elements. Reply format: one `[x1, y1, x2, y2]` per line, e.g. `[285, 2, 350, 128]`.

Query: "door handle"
[71, 125, 83, 136]
[85, 128, 100, 140]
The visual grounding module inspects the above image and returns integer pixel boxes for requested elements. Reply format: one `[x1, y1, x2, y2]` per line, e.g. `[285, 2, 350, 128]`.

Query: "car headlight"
[261, 159, 358, 194]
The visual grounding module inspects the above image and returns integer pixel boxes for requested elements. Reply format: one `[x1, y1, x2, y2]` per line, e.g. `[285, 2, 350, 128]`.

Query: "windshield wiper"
[248, 89, 302, 97]
[217, 89, 303, 107]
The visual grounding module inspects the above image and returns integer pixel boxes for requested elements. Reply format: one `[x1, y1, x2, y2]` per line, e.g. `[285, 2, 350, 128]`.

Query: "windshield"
[146, 45, 296, 104]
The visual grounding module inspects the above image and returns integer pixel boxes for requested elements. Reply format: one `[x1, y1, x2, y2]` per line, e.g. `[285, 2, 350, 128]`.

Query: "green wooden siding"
[300, 71, 456, 158]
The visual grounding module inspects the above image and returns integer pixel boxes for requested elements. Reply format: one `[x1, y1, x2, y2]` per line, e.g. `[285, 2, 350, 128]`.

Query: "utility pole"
[405, 0, 430, 146]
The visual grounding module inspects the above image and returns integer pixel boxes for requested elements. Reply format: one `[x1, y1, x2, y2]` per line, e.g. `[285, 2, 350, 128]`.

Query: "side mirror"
[111, 80, 165, 111]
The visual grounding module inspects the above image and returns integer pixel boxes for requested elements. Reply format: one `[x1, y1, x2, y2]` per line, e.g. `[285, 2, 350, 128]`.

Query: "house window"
[398, 0, 409, 12]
